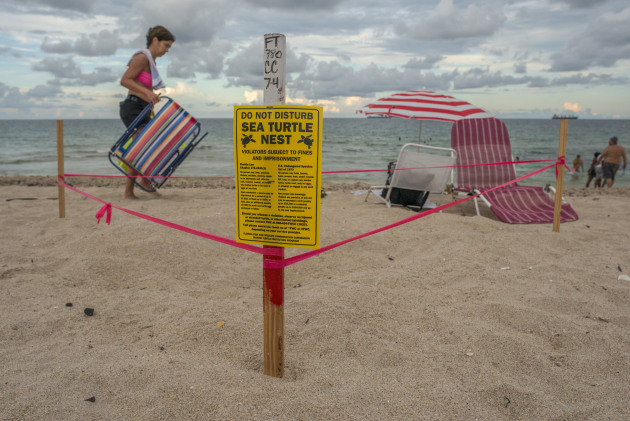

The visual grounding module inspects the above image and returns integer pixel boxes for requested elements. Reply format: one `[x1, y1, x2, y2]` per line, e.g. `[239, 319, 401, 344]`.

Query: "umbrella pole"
[417, 120, 423, 144]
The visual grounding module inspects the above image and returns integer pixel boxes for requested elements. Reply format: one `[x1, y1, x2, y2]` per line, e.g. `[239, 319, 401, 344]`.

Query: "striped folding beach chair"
[109, 97, 207, 191]
[450, 117, 578, 224]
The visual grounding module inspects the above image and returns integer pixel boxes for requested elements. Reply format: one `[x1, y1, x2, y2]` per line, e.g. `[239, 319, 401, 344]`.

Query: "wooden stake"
[263, 246, 284, 377]
[553, 119, 568, 232]
[262, 33, 286, 378]
[57, 120, 66, 218]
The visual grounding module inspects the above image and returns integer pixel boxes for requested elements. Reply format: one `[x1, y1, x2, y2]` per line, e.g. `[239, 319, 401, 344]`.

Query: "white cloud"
[41, 30, 120, 56]
[243, 0, 345, 10]
[550, 7, 630, 71]
[288, 96, 340, 113]
[345, 96, 365, 106]
[21, 0, 99, 13]
[244, 90, 259, 103]
[396, 0, 507, 40]
[563, 102, 582, 112]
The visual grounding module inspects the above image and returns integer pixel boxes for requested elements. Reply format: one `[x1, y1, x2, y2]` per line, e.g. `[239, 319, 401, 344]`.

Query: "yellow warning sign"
[234, 105, 323, 248]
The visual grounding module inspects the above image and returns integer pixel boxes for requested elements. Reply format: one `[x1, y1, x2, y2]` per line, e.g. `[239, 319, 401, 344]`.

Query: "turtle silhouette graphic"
[298, 134, 314, 149]
[241, 134, 255, 147]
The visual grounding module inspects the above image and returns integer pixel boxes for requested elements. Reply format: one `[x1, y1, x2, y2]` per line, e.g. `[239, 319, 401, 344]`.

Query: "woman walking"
[119, 25, 175, 199]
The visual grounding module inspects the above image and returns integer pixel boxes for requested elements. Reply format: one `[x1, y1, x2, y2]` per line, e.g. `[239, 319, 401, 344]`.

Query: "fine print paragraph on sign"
[234, 105, 323, 248]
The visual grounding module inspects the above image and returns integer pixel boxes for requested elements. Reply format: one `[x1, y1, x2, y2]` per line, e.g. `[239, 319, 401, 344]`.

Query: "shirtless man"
[572, 154, 584, 173]
[597, 136, 627, 188]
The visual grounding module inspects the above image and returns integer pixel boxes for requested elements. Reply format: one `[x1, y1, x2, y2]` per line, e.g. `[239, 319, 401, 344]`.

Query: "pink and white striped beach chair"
[450, 117, 578, 224]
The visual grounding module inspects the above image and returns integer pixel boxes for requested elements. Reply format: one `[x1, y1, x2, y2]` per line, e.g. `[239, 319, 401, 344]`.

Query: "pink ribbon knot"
[555, 156, 569, 178]
[95, 203, 112, 225]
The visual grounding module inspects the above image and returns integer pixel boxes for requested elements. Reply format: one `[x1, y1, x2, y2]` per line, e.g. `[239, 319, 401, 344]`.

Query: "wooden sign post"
[553, 118, 568, 232]
[57, 120, 66, 218]
[233, 34, 322, 378]
[234, 103, 323, 377]
[263, 33, 286, 378]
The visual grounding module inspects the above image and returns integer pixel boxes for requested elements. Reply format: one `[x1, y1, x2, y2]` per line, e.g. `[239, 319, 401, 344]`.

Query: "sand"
[1, 176, 629, 420]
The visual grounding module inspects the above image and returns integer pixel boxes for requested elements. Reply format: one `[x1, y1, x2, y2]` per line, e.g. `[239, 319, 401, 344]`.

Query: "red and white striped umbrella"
[358, 90, 491, 122]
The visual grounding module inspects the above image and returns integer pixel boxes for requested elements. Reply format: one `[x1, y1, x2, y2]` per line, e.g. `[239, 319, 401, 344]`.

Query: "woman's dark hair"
[146, 26, 175, 47]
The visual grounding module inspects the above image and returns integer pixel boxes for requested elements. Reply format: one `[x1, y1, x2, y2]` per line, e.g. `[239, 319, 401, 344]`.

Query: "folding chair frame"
[365, 143, 457, 210]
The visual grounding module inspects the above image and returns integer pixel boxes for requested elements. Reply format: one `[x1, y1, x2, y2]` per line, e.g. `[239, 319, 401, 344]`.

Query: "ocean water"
[0, 117, 628, 188]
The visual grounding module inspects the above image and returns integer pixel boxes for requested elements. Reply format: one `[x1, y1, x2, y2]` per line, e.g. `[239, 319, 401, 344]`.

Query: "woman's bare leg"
[124, 169, 139, 199]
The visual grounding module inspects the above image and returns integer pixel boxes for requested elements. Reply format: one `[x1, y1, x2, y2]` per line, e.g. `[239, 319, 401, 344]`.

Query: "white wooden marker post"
[264, 34, 286, 105]
[263, 33, 286, 378]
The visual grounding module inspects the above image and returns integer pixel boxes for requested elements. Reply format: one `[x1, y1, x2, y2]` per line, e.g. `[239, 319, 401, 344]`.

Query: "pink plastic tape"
[263, 162, 557, 269]
[58, 179, 281, 257]
[60, 159, 560, 267]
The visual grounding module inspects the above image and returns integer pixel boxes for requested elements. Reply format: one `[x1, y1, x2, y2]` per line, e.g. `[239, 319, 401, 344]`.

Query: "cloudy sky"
[0, 0, 629, 119]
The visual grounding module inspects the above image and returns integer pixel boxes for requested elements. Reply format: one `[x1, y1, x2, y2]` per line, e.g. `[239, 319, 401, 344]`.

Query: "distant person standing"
[594, 159, 603, 187]
[597, 136, 627, 188]
[119, 25, 175, 199]
[585, 152, 602, 188]
[572, 154, 584, 173]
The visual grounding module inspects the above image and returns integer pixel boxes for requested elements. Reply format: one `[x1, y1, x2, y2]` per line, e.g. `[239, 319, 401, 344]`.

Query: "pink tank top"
[136, 71, 152, 88]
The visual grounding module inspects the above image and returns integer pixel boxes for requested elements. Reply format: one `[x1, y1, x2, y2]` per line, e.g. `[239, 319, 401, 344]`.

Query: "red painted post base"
[263, 245, 284, 377]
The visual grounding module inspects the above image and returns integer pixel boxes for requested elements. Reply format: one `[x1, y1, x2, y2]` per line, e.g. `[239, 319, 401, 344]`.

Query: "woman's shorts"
[119, 95, 151, 128]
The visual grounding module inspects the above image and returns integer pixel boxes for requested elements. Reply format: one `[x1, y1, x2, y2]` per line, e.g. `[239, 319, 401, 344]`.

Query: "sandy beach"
[1, 176, 629, 420]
